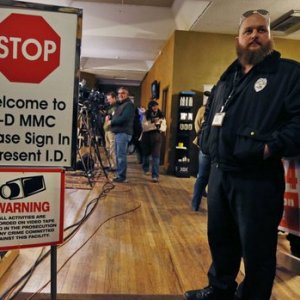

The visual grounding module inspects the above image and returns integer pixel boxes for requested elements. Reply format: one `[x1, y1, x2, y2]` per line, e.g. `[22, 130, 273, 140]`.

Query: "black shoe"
[113, 177, 128, 183]
[184, 285, 235, 300]
[184, 286, 214, 300]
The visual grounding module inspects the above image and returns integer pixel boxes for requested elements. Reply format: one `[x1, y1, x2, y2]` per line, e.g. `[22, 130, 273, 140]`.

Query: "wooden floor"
[0, 155, 300, 300]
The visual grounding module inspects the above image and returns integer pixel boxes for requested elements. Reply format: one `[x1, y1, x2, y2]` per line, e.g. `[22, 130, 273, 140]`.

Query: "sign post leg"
[50, 246, 57, 300]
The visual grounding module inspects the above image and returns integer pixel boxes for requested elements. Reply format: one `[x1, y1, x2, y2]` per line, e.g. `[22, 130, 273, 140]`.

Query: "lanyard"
[220, 71, 238, 113]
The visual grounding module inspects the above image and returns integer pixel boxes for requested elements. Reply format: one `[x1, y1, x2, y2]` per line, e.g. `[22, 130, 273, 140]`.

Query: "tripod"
[77, 102, 111, 184]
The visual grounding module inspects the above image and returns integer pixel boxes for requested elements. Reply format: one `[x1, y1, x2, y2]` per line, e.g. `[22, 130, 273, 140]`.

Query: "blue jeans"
[143, 155, 160, 178]
[191, 150, 211, 210]
[115, 133, 132, 180]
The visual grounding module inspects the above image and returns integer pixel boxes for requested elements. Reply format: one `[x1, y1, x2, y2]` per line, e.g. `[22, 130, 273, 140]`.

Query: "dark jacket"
[200, 50, 300, 171]
[111, 98, 135, 135]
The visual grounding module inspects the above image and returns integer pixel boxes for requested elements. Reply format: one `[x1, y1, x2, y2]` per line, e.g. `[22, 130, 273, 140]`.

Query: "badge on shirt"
[212, 112, 226, 127]
[254, 78, 267, 92]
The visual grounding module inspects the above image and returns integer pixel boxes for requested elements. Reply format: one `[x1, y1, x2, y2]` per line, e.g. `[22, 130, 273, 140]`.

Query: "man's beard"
[236, 40, 273, 66]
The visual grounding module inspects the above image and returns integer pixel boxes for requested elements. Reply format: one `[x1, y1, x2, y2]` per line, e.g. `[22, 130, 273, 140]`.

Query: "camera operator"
[106, 87, 135, 183]
[141, 100, 167, 183]
[103, 91, 117, 171]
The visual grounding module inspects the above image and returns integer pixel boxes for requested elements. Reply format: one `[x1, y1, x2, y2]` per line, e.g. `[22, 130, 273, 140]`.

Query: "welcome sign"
[0, 1, 82, 168]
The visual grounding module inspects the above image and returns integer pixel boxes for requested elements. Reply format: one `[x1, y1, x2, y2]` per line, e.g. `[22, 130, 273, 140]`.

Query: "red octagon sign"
[0, 13, 61, 83]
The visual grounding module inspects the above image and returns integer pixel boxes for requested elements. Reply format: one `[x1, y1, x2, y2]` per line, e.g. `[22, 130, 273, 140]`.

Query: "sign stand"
[51, 246, 57, 300]
[0, 2, 82, 299]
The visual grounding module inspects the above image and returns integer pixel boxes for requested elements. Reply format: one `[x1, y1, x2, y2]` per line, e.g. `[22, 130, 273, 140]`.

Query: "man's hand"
[264, 144, 270, 159]
[105, 115, 111, 125]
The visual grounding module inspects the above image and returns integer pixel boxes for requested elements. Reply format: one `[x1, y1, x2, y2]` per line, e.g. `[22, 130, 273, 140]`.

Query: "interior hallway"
[0, 154, 299, 300]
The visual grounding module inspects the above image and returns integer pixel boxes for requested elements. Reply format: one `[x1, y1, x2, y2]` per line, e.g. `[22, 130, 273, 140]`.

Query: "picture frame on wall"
[151, 80, 160, 99]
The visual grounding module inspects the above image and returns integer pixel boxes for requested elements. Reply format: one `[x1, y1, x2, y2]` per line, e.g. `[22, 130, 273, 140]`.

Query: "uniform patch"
[254, 78, 267, 92]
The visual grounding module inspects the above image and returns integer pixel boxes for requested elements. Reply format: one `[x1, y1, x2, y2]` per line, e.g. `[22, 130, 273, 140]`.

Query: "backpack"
[131, 107, 142, 144]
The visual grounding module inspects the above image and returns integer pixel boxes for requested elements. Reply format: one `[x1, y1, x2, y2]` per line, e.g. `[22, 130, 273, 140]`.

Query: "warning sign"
[0, 5, 82, 168]
[0, 168, 64, 250]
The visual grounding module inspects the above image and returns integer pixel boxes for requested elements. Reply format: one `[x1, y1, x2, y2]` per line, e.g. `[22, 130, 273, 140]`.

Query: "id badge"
[212, 112, 226, 126]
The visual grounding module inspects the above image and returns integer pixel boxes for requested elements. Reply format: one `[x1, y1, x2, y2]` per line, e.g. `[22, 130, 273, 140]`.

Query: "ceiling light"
[271, 10, 300, 34]
[114, 76, 127, 80]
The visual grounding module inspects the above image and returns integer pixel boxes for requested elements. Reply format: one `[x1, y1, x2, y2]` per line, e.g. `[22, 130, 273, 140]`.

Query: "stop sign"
[0, 13, 61, 83]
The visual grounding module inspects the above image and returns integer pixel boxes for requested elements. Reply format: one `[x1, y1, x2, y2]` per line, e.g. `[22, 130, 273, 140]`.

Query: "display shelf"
[174, 91, 196, 177]
[175, 161, 190, 177]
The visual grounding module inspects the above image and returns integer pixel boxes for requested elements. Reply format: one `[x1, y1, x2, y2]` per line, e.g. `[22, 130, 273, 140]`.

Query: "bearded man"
[184, 9, 300, 300]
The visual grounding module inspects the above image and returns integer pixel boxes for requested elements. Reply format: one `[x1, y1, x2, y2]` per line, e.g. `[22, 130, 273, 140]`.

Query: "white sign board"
[0, 168, 64, 250]
[0, 3, 82, 167]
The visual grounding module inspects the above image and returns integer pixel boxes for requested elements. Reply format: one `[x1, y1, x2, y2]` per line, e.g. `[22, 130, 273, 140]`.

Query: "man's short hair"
[107, 91, 116, 98]
[118, 87, 129, 93]
[239, 9, 270, 26]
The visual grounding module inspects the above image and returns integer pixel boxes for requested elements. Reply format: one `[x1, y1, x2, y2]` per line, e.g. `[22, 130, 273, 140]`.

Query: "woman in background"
[141, 100, 166, 182]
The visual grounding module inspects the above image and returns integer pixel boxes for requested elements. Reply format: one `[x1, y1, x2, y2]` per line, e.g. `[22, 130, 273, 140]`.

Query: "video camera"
[79, 89, 109, 113]
[87, 90, 106, 111]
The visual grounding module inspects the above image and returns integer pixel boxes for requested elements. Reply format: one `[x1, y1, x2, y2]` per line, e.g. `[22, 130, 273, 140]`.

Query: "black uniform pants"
[207, 163, 285, 300]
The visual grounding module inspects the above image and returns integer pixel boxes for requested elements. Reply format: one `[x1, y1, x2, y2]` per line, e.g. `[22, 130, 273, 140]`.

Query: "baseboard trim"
[16, 293, 184, 300]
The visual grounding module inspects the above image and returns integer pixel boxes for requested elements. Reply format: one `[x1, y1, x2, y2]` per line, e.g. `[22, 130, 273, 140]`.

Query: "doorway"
[160, 87, 168, 165]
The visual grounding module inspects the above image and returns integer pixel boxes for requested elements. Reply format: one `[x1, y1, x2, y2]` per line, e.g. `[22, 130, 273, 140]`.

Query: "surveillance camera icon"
[0, 175, 46, 200]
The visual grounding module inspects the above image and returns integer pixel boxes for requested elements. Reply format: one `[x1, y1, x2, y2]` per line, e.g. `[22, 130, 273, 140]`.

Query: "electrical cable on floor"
[64, 180, 114, 233]
[0, 178, 140, 300]
[25, 201, 141, 300]
[1, 248, 45, 300]
[0, 247, 45, 300]
[0, 179, 114, 300]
